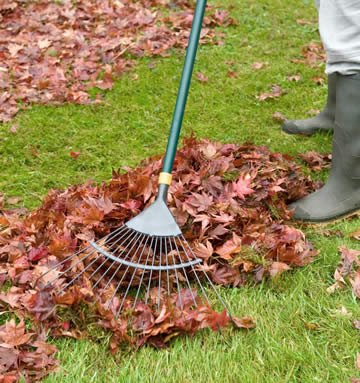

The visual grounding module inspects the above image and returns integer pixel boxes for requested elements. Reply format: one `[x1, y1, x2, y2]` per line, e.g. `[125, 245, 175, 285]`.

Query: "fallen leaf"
[9, 125, 17, 134]
[226, 70, 238, 78]
[311, 77, 325, 84]
[251, 62, 268, 70]
[287, 75, 301, 82]
[70, 152, 80, 159]
[272, 112, 287, 122]
[195, 72, 209, 83]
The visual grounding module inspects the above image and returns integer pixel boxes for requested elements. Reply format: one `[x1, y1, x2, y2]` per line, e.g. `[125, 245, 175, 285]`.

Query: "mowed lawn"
[1, 0, 360, 382]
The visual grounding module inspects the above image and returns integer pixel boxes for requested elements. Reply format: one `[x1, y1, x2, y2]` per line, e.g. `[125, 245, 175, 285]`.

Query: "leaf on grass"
[251, 62, 268, 70]
[287, 75, 301, 82]
[70, 152, 80, 159]
[268, 262, 291, 278]
[296, 19, 312, 25]
[232, 316, 256, 329]
[311, 77, 325, 84]
[195, 72, 209, 83]
[256, 84, 287, 102]
[226, 70, 238, 78]
[272, 112, 287, 122]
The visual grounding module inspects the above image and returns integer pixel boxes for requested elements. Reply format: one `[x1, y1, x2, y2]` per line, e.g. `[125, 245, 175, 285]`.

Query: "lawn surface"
[1, 0, 360, 382]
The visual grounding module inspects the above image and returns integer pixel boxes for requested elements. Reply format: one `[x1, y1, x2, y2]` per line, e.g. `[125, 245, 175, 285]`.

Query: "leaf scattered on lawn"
[251, 62, 268, 70]
[311, 77, 325, 84]
[287, 75, 301, 82]
[272, 112, 287, 123]
[196, 72, 209, 83]
[70, 151, 80, 159]
[256, 84, 287, 102]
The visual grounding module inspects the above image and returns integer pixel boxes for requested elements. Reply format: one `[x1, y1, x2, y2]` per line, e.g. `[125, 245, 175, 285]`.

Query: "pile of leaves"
[0, 137, 322, 381]
[0, 0, 235, 122]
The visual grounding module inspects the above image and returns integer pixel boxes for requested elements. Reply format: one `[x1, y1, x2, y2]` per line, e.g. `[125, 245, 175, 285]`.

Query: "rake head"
[35, 187, 231, 318]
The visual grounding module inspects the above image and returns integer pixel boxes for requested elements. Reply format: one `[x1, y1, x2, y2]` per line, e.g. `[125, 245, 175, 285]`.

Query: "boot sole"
[281, 126, 334, 136]
[291, 208, 360, 227]
[281, 129, 313, 137]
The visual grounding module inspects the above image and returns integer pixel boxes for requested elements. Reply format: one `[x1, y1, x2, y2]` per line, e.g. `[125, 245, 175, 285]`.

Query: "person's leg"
[281, 74, 336, 136]
[289, 72, 360, 222]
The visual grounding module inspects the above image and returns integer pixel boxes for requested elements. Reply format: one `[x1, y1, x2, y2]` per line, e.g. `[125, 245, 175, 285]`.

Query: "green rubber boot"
[282, 73, 336, 135]
[289, 72, 360, 223]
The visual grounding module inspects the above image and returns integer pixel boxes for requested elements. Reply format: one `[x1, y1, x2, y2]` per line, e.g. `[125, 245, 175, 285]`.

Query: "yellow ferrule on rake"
[158, 172, 172, 185]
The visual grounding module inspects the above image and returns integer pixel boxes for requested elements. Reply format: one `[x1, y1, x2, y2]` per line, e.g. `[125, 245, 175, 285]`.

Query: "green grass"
[1, 0, 360, 381]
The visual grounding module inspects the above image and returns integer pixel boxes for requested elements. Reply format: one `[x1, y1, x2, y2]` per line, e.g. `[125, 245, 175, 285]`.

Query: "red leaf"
[205, 309, 230, 332]
[232, 174, 254, 200]
[70, 152, 80, 159]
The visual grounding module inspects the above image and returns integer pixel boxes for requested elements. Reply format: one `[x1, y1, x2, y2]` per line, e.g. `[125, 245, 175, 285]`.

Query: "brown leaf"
[310, 77, 325, 84]
[268, 262, 292, 278]
[251, 62, 268, 70]
[195, 72, 209, 83]
[353, 320, 360, 330]
[256, 84, 287, 101]
[232, 316, 256, 329]
[6, 197, 22, 205]
[351, 269, 360, 298]
[296, 19, 311, 25]
[357, 353, 360, 370]
[272, 112, 287, 122]
[287, 75, 301, 82]
[9, 125, 17, 134]
[226, 70, 238, 78]
[0, 319, 34, 348]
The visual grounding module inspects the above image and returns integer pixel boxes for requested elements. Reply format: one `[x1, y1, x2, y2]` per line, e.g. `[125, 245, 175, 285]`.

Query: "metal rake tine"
[165, 237, 170, 296]
[133, 236, 154, 310]
[51, 227, 133, 288]
[101, 226, 134, 255]
[180, 234, 232, 316]
[42, 248, 96, 289]
[114, 235, 151, 316]
[145, 236, 158, 304]
[95, 225, 129, 246]
[35, 225, 129, 287]
[172, 237, 197, 307]
[87, 228, 137, 284]
[178, 235, 210, 304]
[158, 236, 163, 311]
[168, 236, 183, 311]
[92, 231, 141, 290]
[103, 233, 146, 310]
[35, 245, 92, 287]
[56, 229, 134, 294]
[99, 233, 143, 302]
[56, 252, 101, 295]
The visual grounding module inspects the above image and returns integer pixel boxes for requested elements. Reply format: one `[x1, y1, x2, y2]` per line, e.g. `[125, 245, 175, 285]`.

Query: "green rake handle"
[159, 0, 207, 184]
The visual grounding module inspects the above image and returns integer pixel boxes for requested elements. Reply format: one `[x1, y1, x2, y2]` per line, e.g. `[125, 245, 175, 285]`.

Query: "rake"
[36, 0, 232, 319]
